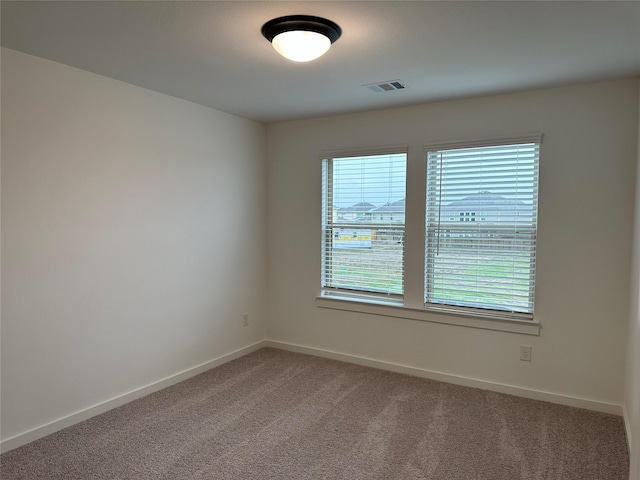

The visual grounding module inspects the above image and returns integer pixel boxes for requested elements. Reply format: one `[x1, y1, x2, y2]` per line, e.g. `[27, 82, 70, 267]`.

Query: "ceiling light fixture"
[261, 15, 342, 63]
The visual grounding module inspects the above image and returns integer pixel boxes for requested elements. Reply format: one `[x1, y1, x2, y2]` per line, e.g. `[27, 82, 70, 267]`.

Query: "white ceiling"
[2, 1, 639, 123]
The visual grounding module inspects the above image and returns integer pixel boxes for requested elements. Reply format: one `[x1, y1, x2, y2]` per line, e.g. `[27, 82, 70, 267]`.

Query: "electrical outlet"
[520, 345, 532, 362]
[242, 314, 249, 327]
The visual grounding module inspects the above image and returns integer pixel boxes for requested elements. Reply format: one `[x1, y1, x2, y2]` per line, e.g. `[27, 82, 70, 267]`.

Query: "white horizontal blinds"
[322, 153, 407, 300]
[425, 142, 540, 318]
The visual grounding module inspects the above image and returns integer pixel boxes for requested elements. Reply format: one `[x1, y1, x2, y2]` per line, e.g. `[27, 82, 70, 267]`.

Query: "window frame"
[316, 135, 542, 336]
[320, 146, 408, 305]
[423, 134, 542, 322]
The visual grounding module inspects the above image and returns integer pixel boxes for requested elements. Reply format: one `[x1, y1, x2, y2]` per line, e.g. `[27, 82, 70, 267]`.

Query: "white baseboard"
[623, 403, 634, 452]
[265, 340, 623, 416]
[3, 339, 624, 454]
[0, 340, 267, 454]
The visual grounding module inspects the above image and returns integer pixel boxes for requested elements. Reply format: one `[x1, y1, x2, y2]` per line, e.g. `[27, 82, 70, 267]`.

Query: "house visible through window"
[425, 138, 540, 320]
[321, 150, 407, 303]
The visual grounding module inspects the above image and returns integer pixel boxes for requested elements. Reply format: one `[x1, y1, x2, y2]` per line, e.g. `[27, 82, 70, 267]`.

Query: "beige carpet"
[0, 348, 629, 479]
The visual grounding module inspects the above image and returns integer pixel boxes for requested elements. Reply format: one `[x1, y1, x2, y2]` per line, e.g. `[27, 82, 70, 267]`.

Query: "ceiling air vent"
[363, 80, 407, 93]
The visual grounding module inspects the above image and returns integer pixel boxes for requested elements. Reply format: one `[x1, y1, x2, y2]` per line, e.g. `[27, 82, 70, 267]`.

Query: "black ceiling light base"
[261, 15, 342, 44]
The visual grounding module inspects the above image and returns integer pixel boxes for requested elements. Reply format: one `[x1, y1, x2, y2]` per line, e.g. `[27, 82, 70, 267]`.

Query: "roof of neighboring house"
[338, 202, 376, 213]
[372, 198, 406, 213]
[443, 191, 530, 211]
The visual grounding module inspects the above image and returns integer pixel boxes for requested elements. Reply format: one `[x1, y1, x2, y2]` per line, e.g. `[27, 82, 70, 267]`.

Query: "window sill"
[315, 295, 541, 336]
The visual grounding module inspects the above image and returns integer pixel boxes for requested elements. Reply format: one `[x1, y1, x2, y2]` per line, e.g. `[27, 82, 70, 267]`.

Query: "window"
[321, 150, 407, 303]
[318, 135, 541, 333]
[425, 138, 540, 320]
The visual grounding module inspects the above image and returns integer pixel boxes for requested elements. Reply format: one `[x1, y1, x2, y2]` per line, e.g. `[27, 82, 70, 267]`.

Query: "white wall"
[266, 78, 638, 409]
[626, 82, 640, 480]
[1, 48, 267, 445]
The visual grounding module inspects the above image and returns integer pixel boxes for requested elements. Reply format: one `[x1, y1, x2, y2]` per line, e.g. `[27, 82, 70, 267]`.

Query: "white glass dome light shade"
[261, 15, 342, 63]
[272, 30, 331, 62]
